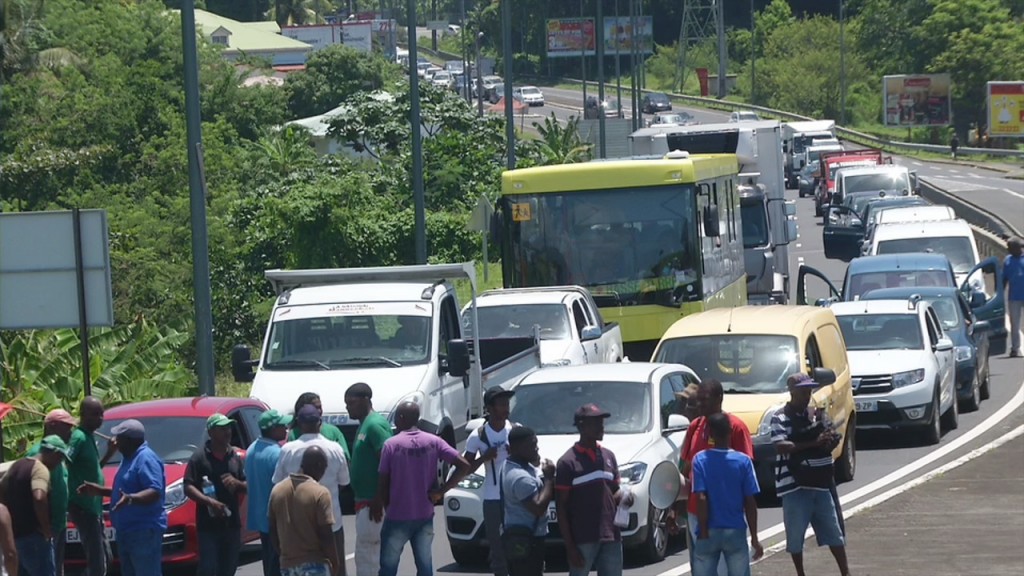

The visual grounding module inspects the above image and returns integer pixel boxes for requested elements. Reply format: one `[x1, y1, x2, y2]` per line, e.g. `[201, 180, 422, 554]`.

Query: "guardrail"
[559, 79, 1024, 161]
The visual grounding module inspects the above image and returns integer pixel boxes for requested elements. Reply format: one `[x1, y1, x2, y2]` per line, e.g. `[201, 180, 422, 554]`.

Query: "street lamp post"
[596, 0, 606, 158]
[751, 0, 756, 105]
[839, 0, 847, 124]
[502, 0, 515, 169]
[614, 0, 623, 119]
[408, 0, 427, 264]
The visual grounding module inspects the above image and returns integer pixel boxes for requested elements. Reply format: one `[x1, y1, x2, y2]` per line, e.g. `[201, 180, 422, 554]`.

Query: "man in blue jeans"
[79, 419, 166, 576]
[374, 402, 470, 576]
[691, 412, 763, 576]
[245, 409, 292, 576]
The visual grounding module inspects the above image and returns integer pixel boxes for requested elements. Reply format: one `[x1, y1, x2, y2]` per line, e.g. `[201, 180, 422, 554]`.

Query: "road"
[236, 155, 1024, 576]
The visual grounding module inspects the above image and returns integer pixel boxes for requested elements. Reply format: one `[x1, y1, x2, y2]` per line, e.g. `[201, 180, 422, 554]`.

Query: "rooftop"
[660, 305, 833, 339]
[188, 9, 311, 54]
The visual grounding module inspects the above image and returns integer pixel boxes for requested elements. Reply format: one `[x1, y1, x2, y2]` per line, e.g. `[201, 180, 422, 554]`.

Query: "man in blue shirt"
[1004, 237, 1024, 357]
[691, 412, 763, 576]
[500, 426, 555, 576]
[245, 409, 292, 576]
[78, 419, 166, 576]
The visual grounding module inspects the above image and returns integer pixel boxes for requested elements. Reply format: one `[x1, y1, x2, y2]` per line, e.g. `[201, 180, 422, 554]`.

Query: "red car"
[63, 396, 269, 570]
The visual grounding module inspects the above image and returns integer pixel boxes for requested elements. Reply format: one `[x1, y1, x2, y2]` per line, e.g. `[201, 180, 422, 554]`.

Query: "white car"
[867, 219, 982, 288]
[416, 62, 433, 78]
[443, 363, 695, 566]
[729, 110, 760, 122]
[512, 85, 545, 106]
[832, 297, 957, 445]
[423, 66, 442, 80]
[431, 71, 453, 89]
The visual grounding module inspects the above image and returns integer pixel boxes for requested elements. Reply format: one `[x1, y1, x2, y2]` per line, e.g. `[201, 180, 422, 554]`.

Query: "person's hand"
[428, 489, 445, 505]
[220, 473, 241, 492]
[110, 491, 130, 512]
[208, 499, 229, 517]
[480, 446, 499, 462]
[666, 508, 681, 535]
[104, 437, 119, 457]
[567, 545, 586, 568]
[77, 481, 102, 496]
[369, 499, 385, 523]
[751, 538, 764, 561]
[540, 458, 555, 479]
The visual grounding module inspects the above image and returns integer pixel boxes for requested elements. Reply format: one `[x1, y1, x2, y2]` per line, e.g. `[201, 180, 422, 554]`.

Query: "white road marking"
[1003, 187, 1024, 200]
[948, 169, 961, 174]
[657, 376, 1024, 576]
[969, 173, 983, 179]
[796, 243, 802, 248]
[910, 161, 923, 166]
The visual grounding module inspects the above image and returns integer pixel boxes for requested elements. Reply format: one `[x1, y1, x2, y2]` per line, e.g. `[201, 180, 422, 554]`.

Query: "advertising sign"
[883, 74, 952, 127]
[546, 18, 596, 58]
[987, 81, 1024, 138]
[603, 16, 653, 54]
[282, 23, 372, 53]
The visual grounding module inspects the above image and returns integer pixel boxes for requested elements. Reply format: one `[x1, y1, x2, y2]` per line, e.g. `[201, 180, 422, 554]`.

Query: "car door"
[796, 265, 841, 306]
[822, 205, 866, 261]
[570, 298, 594, 363]
[925, 308, 955, 409]
[227, 407, 261, 543]
[960, 256, 1006, 352]
[959, 292, 990, 375]
[439, 294, 470, 430]
[658, 371, 691, 454]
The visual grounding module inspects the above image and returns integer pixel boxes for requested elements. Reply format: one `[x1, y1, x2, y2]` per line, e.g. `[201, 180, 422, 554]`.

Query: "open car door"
[796, 265, 842, 306]
[961, 256, 1006, 354]
[822, 205, 866, 261]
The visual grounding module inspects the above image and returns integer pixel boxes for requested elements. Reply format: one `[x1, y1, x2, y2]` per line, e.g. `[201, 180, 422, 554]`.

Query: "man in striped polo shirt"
[771, 374, 851, 576]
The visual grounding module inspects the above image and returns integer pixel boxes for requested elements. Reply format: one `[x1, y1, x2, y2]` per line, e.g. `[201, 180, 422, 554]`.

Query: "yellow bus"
[495, 152, 747, 360]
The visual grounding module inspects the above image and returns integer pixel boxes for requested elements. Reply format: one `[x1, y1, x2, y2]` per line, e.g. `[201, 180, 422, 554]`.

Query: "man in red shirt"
[677, 379, 753, 572]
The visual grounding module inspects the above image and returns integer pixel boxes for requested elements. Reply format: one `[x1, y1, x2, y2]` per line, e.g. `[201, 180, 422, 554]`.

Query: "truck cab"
[782, 120, 836, 187]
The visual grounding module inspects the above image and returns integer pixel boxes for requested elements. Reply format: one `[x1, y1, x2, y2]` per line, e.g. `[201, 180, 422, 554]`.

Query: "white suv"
[832, 297, 957, 445]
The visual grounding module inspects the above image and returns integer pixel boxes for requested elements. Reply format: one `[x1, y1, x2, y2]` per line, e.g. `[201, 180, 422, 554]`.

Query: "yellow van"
[652, 305, 856, 495]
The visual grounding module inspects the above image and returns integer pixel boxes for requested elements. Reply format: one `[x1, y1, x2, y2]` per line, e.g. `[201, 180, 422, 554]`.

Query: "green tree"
[531, 113, 592, 165]
[285, 44, 401, 118]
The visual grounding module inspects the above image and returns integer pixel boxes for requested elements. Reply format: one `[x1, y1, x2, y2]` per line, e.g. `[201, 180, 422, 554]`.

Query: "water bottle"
[202, 476, 231, 517]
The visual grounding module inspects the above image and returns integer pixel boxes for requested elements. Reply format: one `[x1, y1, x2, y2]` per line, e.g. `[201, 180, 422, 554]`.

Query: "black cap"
[574, 403, 611, 423]
[483, 386, 515, 406]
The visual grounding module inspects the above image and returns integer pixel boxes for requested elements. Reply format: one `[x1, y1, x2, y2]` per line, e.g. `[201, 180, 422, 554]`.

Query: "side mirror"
[703, 205, 721, 237]
[934, 337, 953, 352]
[970, 291, 986, 308]
[231, 344, 256, 383]
[784, 201, 797, 217]
[580, 325, 602, 342]
[813, 297, 833, 308]
[664, 414, 690, 435]
[972, 320, 990, 333]
[445, 339, 470, 377]
[812, 367, 837, 386]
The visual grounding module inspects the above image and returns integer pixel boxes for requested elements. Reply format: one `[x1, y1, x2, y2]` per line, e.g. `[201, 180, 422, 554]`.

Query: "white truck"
[463, 286, 624, 366]
[231, 263, 542, 453]
[782, 120, 837, 188]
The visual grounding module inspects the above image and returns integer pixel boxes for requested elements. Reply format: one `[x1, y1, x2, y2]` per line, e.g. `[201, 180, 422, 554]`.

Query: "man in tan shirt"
[269, 446, 340, 576]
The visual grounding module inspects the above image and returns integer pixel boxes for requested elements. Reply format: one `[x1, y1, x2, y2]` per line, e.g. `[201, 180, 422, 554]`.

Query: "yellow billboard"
[987, 81, 1024, 138]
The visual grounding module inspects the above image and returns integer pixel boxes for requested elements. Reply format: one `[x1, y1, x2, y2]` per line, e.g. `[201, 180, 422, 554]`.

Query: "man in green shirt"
[26, 408, 77, 576]
[67, 396, 112, 576]
[344, 383, 392, 576]
[288, 392, 351, 459]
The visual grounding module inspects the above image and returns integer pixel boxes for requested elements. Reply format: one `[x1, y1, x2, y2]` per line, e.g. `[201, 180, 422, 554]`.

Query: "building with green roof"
[189, 9, 311, 67]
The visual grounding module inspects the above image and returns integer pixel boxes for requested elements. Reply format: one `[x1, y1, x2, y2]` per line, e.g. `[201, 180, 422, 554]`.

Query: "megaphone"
[647, 460, 683, 510]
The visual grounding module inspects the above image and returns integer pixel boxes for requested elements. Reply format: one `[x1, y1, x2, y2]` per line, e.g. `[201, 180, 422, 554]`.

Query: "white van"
[875, 205, 956, 226]
[868, 219, 980, 286]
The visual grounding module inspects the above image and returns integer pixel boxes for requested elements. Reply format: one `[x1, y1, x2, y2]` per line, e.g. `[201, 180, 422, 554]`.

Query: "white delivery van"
[868, 219, 981, 286]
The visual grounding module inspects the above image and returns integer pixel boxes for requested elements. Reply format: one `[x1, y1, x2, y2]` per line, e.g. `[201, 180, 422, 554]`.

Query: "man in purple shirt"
[374, 402, 470, 576]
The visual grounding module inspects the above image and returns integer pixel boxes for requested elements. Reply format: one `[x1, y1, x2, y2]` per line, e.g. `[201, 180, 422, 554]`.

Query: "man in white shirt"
[462, 387, 516, 576]
[273, 404, 351, 576]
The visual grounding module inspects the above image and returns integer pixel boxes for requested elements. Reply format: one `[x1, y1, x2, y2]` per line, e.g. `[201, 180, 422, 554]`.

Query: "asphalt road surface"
[236, 161, 1024, 576]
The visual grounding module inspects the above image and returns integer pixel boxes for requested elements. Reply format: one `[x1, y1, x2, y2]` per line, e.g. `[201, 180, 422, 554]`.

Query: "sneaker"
[1011, 350, 1023, 358]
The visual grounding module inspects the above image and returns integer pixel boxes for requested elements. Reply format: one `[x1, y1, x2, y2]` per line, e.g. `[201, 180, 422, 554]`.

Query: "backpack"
[478, 421, 520, 488]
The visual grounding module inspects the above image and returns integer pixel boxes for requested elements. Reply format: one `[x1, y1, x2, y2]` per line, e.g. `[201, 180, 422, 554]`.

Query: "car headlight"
[456, 473, 485, 490]
[892, 369, 926, 388]
[753, 403, 786, 443]
[618, 462, 647, 485]
[954, 345, 973, 362]
[164, 480, 187, 511]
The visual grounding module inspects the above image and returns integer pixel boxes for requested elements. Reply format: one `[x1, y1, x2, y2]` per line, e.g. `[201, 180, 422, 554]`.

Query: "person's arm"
[512, 460, 556, 517]
[316, 490, 340, 570]
[554, 459, 584, 568]
[271, 449, 289, 484]
[431, 448, 472, 502]
[0, 505, 17, 576]
[182, 454, 226, 515]
[123, 454, 165, 506]
[30, 463, 51, 539]
[462, 434, 496, 475]
[679, 420, 697, 477]
[744, 495, 763, 560]
[732, 417, 754, 458]
[691, 455, 708, 540]
[372, 442, 392, 522]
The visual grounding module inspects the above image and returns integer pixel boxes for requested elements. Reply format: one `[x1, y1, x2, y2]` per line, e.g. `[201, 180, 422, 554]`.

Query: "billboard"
[546, 18, 596, 58]
[282, 23, 373, 54]
[883, 74, 952, 127]
[987, 81, 1024, 138]
[603, 16, 653, 54]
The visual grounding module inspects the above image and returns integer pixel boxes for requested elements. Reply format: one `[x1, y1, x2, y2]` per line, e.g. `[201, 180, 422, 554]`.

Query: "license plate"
[855, 400, 878, 412]
[547, 505, 557, 523]
[66, 526, 116, 544]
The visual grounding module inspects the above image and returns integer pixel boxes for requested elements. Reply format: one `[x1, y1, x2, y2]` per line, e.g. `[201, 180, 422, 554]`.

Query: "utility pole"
[408, 0, 427, 263]
[431, 0, 438, 51]
[629, 0, 639, 131]
[502, 0, 515, 169]
[750, 0, 756, 105]
[596, 0, 607, 158]
[614, 0, 623, 119]
[580, 0, 588, 108]
[839, 0, 847, 124]
[461, 0, 470, 103]
[181, 1, 215, 395]
[476, 32, 485, 116]
[716, 0, 727, 98]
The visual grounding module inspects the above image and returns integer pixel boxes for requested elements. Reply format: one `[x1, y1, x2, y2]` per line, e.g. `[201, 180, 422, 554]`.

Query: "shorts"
[781, 488, 845, 554]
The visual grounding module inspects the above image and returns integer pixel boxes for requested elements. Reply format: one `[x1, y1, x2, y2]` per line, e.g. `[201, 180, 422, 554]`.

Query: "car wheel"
[639, 503, 669, 563]
[980, 361, 991, 400]
[921, 394, 942, 445]
[941, 389, 959, 431]
[834, 419, 856, 483]
[450, 541, 489, 566]
[961, 373, 981, 412]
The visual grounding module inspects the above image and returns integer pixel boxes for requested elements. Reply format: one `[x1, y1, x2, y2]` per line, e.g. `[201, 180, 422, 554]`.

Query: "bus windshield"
[502, 184, 700, 307]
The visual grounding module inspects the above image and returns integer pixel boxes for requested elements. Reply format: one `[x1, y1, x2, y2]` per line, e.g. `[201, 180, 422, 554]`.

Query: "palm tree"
[1, 0, 81, 82]
[250, 125, 317, 175]
[531, 113, 593, 165]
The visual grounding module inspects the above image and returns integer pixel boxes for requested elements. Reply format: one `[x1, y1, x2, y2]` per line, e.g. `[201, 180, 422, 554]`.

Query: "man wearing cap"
[462, 386, 516, 576]
[771, 374, 850, 576]
[343, 383, 392, 576]
[25, 409, 76, 576]
[183, 413, 247, 576]
[0, 434, 68, 576]
[78, 419, 165, 576]
[67, 397, 111, 576]
[246, 409, 291, 576]
[555, 404, 632, 576]
[273, 404, 350, 576]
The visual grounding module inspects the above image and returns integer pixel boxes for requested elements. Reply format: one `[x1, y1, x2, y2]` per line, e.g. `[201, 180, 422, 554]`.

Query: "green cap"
[258, 409, 293, 431]
[206, 413, 233, 430]
[39, 435, 70, 458]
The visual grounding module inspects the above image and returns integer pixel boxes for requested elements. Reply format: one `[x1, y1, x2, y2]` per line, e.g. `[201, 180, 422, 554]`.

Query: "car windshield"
[838, 314, 923, 351]
[655, 335, 801, 394]
[657, 114, 685, 124]
[466, 304, 570, 340]
[847, 270, 953, 300]
[865, 199, 928, 224]
[521, 87, 540, 95]
[509, 381, 652, 434]
[264, 303, 432, 368]
[100, 417, 209, 465]
[925, 296, 962, 330]
[801, 162, 820, 177]
[844, 172, 910, 194]
[650, 93, 669, 103]
[808, 148, 839, 164]
[876, 236, 974, 273]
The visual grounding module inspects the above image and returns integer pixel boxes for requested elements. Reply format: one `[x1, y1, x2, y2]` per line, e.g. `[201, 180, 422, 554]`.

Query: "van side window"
[816, 323, 848, 375]
[925, 310, 940, 346]
[571, 300, 589, 339]
[439, 295, 460, 356]
[805, 334, 823, 370]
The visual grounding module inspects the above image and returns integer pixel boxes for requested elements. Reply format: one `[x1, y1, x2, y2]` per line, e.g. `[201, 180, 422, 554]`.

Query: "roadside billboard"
[987, 81, 1024, 138]
[282, 23, 372, 53]
[546, 18, 596, 58]
[883, 74, 952, 127]
[603, 16, 653, 54]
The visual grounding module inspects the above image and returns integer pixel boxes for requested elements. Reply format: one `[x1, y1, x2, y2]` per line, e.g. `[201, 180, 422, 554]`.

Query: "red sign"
[696, 68, 709, 97]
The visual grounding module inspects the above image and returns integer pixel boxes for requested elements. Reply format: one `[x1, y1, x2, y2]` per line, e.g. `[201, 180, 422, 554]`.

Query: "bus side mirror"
[703, 205, 721, 237]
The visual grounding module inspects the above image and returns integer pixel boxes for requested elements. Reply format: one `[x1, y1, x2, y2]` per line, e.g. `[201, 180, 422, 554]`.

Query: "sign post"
[468, 196, 494, 282]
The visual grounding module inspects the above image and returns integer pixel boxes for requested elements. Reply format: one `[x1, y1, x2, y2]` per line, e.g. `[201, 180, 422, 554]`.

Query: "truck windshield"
[655, 335, 800, 394]
[264, 303, 432, 368]
[844, 172, 910, 194]
[740, 199, 769, 249]
[502, 184, 700, 307]
[510, 381, 652, 434]
[838, 314, 924, 351]
[876, 237, 975, 274]
[467, 304, 570, 340]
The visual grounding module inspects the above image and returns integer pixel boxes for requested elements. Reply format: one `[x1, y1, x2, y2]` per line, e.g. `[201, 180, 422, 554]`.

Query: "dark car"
[860, 287, 991, 411]
[641, 92, 672, 114]
[822, 192, 928, 261]
[797, 160, 820, 198]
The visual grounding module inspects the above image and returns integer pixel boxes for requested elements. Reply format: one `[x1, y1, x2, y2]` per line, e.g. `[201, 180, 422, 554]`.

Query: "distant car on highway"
[431, 71, 454, 90]
[798, 160, 820, 197]
[647, 111, 696, 127]
[512, 85, 545, 106]
[729, 110, 761, 122]
[584, 96, 623, 119]
[641, 92, 672, 114]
